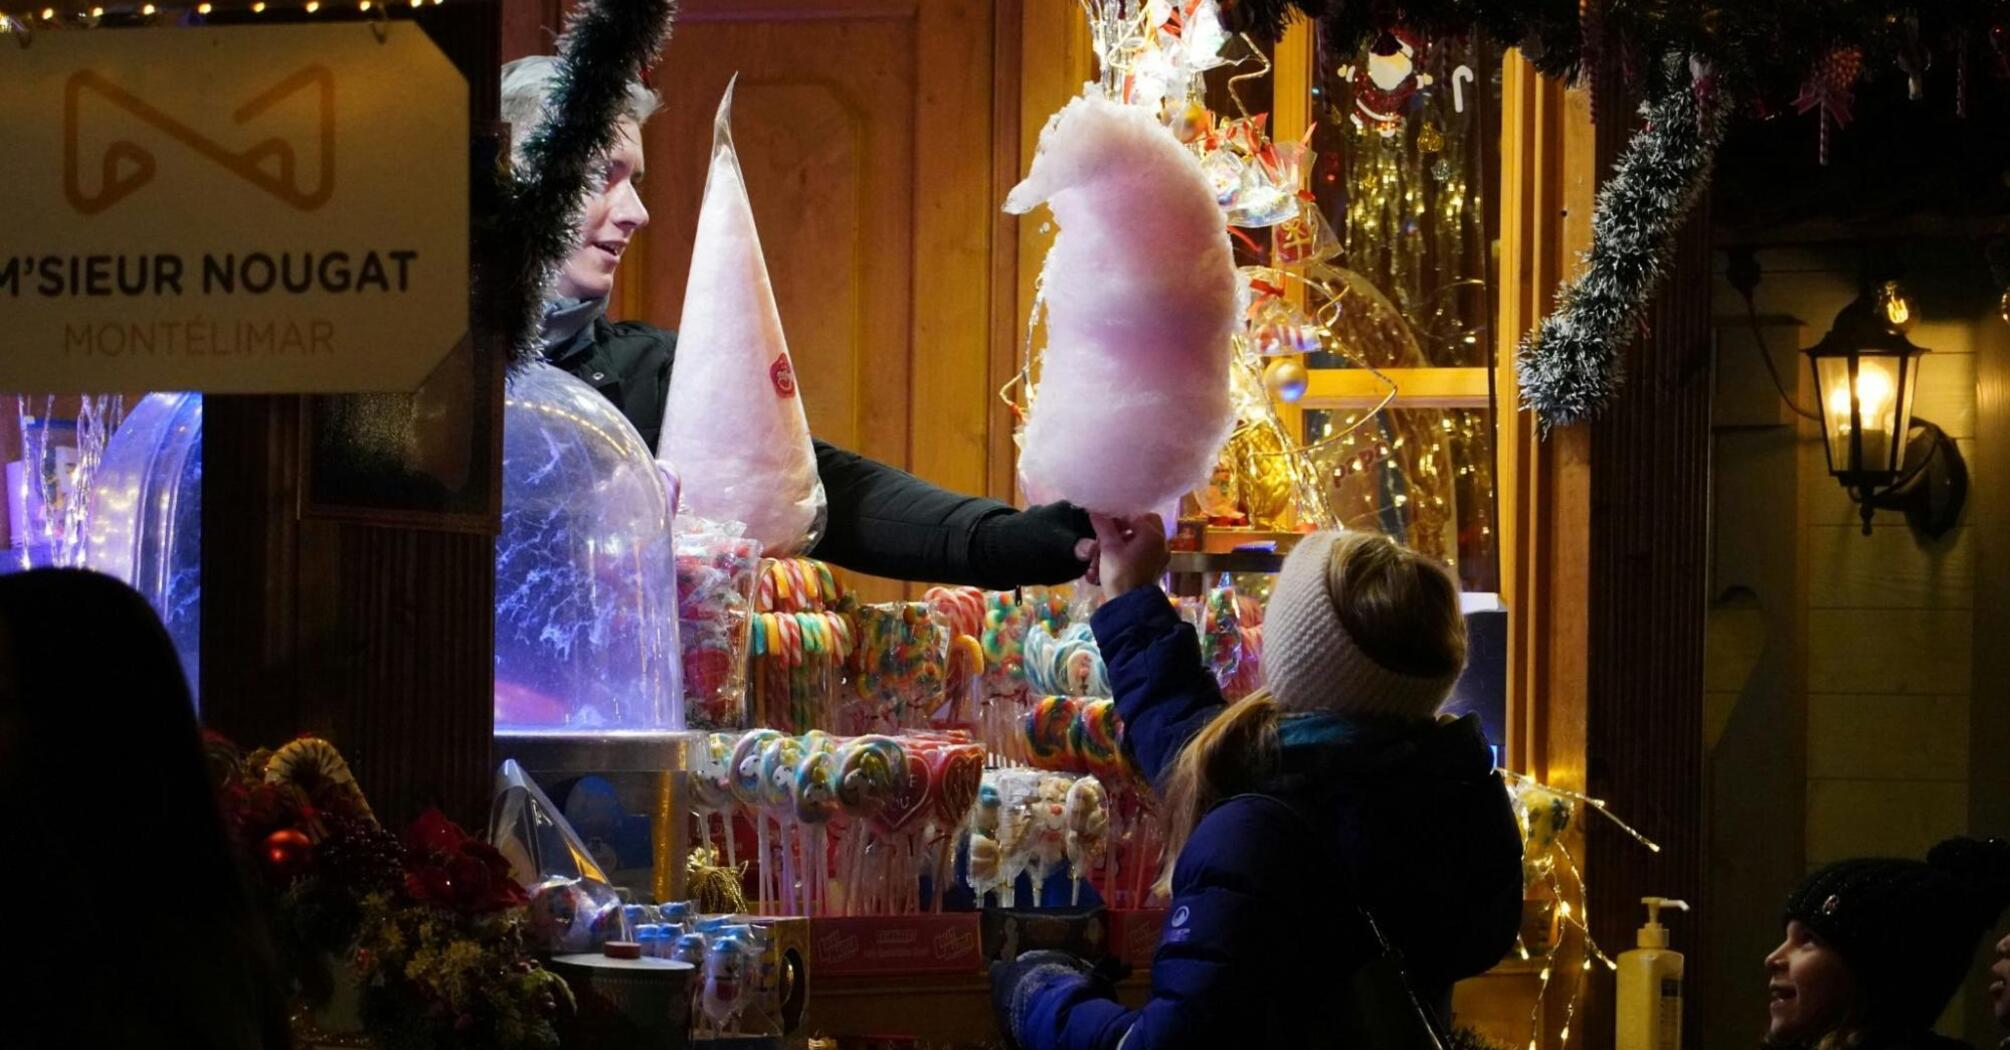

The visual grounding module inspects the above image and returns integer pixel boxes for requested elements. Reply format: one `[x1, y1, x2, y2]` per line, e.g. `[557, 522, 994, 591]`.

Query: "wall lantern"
[1803, 280, 1967, 538]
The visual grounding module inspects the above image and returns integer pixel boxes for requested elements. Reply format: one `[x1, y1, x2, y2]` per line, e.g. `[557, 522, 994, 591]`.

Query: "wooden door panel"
[638, 13, 916, 470]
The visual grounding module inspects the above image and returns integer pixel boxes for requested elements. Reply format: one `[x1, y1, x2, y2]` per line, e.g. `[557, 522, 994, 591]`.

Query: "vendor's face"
[556, 118, 649, 301]
[1990, 931, 2009, 1028]
[1765, 921, 1859, 1045]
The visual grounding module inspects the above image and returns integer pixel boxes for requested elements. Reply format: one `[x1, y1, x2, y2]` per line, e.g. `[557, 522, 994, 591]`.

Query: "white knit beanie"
[1262, 531, 1463, 720]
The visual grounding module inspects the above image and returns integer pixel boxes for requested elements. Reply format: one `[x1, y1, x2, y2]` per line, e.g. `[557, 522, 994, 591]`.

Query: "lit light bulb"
[1828, 361, 1896, 431]
[88, 4, 101, 14]
[1877, 280, 1916, 332]
[140, 2, 154, 11]
[197, 2, 211, 10]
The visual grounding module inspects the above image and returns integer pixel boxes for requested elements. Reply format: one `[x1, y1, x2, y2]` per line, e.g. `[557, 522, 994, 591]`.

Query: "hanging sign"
[0, 23, 469, 393]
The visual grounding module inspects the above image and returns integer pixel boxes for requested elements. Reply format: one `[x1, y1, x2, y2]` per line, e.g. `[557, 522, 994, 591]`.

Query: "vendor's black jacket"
[549, 317, 1071, 588]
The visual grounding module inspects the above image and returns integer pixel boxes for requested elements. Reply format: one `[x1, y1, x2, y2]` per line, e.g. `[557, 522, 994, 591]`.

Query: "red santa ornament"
[1340, 28, 1432, 137]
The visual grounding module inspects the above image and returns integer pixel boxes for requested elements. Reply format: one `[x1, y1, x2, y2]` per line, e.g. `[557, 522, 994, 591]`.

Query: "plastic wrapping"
[492, 760, 630, 954]
[966, 768, 1109, 908]
[660, 76, 825, 556]
[84, 392, 203, 700]
[675, 519, 763, 730]
[495, 362, 683, 734]
[845, 602, 949, 734]
[1023, 620, 1109, 698]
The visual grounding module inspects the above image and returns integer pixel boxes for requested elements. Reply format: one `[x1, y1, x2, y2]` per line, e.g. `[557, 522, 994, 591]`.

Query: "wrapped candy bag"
[845, 602, 949, 733]
[491, 760, 628, 953]
[675, 518, 763, 730]
[660, 77, 826, 556]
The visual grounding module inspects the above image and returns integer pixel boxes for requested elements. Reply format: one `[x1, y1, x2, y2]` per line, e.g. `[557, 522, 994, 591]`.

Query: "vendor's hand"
[1090, 514, 1169, 600]
[975, 502, 1096, 587]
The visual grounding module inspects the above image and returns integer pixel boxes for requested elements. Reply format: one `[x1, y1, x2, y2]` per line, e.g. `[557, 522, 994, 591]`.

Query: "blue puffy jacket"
[1013, 587, 1525, 1050]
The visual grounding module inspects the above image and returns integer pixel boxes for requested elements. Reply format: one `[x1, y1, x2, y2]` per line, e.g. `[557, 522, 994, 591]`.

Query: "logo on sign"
[770, 354, 797, 399]
[64, 65, 335, 214]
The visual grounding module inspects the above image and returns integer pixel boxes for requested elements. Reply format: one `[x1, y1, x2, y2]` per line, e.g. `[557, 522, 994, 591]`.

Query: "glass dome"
[496, 362, 683, 735]
[84, 392, 203, 701]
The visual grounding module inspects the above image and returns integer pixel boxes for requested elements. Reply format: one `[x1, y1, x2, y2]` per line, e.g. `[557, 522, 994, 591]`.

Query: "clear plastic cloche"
[495, 362, 683, 735]
[84, 392, 204, 701]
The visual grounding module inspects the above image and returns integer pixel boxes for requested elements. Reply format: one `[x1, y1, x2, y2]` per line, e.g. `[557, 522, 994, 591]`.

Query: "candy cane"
[1451, 64, 1475, 113]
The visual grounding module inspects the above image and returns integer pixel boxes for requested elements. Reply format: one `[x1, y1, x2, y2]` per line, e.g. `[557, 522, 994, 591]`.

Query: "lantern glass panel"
[1816, 351, 1912, 479]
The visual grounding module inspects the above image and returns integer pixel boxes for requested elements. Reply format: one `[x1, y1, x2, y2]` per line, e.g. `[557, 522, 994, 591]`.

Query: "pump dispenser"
[1616, 897, 1688, 1050]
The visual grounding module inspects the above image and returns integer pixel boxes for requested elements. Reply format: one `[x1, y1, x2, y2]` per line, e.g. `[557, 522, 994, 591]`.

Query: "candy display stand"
[492, 362, 696, 902]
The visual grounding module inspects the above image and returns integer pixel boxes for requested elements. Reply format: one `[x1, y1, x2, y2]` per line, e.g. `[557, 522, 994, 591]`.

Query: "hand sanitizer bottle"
[1617, 896, 1689, 1050]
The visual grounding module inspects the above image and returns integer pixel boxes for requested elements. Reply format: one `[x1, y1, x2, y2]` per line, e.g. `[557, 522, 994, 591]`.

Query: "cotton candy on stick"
[1007, 95, 1239, 515]
[661, 76, 826, 555]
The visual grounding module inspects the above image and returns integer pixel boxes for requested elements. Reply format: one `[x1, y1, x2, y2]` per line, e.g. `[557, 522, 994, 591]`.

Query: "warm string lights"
[1501, 770, 1662, 1050]
[2, 0, 440, 27]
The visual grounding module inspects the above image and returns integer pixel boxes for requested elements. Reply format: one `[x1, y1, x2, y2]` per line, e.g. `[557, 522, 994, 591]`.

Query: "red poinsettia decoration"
[401, 808, 528, 915]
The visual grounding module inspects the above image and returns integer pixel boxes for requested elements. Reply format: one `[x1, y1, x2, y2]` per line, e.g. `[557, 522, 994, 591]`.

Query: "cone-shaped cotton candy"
[661, 77, 826, 556]
[1007, 95, 1239, 517]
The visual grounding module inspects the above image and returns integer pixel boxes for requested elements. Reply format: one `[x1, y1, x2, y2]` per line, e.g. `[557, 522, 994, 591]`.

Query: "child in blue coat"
[991, 516, 1525, 1050]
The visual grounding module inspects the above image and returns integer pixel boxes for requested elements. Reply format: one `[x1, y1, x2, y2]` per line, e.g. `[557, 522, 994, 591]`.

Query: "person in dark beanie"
[1765, 836, 2010, 1050]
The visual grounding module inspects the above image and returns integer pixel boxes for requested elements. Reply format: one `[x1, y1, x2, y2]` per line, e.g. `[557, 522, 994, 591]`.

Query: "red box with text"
[810, 914, 985, 977]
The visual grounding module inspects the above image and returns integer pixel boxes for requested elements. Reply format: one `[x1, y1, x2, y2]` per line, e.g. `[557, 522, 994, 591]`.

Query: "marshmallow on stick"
[661, 76, 827, 555]
[1006, 94, 1239, 516]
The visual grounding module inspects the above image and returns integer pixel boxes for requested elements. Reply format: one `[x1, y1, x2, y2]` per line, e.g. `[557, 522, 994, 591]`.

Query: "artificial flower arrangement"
[204, 733, 572, 1050]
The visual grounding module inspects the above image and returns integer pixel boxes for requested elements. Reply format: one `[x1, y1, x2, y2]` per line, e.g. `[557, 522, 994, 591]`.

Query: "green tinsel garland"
[473, 0, 677, 370]
[1514, 56, 1731, 429]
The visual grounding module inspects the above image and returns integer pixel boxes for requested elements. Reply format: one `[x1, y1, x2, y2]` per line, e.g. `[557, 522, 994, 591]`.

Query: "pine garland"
[474, 0, 678, 370]
[1218, 1, 2007, 97]
[1514, 57, 1730, 430]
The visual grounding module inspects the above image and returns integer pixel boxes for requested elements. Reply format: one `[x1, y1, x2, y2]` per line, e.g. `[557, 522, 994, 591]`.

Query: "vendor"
[500, 57, 1092, 590]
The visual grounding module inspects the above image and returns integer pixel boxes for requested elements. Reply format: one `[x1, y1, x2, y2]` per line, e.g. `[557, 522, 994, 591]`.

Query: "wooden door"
[618, 0, 1007, 601]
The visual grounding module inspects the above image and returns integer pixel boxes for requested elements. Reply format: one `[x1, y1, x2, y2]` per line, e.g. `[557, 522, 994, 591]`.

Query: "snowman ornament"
[1340, 29, 1432, 137]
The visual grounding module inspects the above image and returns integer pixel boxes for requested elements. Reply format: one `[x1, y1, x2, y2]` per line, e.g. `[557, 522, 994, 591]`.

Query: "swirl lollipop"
[1071, 699, 1134, 785]
[728, 729, 782, 910]
[1024, 695, 1082, 772]
[791, 748, 840, 914]
[731, 729, 782, 807]
[834, 734, 905, 818]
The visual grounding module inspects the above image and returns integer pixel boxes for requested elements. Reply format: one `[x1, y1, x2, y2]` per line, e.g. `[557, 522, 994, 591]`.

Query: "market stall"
[23, 0, 2010, 1047]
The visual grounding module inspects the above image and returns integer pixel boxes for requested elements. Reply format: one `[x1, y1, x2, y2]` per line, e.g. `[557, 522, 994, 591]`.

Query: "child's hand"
[1089, 514, 1168, 599]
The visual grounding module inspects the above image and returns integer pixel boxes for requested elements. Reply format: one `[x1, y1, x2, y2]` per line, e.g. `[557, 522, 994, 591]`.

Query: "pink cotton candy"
[1006, 95, 1239, 517]
[661, 79, 826, 556]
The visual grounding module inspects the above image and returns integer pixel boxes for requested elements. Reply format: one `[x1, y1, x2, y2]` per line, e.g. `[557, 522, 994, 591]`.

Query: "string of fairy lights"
[0, 0, 441, 33]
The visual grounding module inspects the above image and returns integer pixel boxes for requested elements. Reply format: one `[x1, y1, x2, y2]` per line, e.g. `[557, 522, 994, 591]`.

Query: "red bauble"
[263, 828, 315, 881]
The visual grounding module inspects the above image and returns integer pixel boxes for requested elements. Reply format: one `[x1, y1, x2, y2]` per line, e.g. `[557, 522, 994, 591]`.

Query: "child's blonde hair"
[1153, 531, 1464, 895]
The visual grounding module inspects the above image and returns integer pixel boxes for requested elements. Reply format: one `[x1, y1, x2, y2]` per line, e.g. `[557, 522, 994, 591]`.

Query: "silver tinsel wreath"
[1515, 56, 1731, 431]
